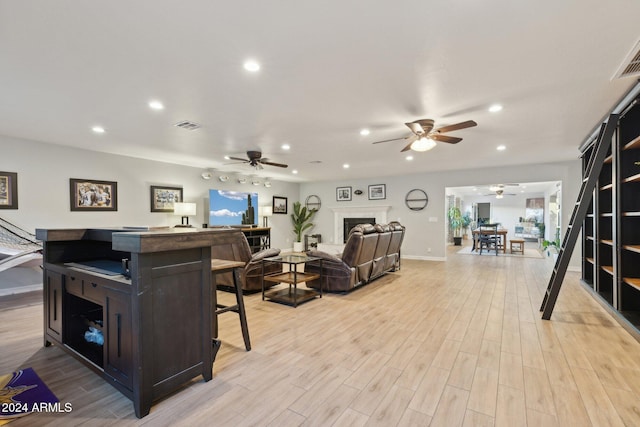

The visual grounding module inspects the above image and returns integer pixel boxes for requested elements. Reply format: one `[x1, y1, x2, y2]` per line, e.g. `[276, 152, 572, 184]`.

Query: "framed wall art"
[150, 185, 183, 212]
[0, 171, 18, 209]
[70, 178, 117, 211]
[336, 186, 352, 201]
[272, 196, 288, 214]
[368, 184, 386, 200]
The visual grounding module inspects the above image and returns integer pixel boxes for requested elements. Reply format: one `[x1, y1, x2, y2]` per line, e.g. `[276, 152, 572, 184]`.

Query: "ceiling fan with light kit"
[372, 119, 477, 152]
[227, 150, 288, 170]
[485, 184, 519, 198]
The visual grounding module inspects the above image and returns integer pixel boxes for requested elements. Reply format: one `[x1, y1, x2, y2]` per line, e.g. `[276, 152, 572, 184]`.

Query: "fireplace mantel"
[330, 205, 391, 243]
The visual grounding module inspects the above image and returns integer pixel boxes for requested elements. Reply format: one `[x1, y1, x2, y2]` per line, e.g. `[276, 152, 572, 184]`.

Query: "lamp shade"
[262, 206, 273, 217]
[411, 137, 437, 152]
[173, 202, 196, 216]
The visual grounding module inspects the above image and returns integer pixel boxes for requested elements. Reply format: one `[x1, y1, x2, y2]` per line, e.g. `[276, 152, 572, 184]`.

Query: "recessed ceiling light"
[281, 144, 290, 150]
[244, 60, 260, 72]
[406, 155, 413, 161]
[292, 170, 298, 174]
[489, 104, 503, 113]
[92, 126, 105, 134]
[343, 164, 350, 169]
[224, 155, 230, 160]
[497, 145, 506, 151]
[148, 100, 164, 110]
[360, 129, 370, 136]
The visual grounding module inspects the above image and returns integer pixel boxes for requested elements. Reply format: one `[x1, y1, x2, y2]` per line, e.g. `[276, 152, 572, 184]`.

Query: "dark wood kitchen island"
[36, 227, 241, 418]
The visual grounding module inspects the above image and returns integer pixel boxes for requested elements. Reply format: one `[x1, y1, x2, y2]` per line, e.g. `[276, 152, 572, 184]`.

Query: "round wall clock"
[305, 195, 321, 211]
[405, 189, 428, 211]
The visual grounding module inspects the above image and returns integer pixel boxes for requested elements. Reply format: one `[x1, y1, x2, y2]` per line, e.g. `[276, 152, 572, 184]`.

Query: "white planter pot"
[293, 241, 304, 252]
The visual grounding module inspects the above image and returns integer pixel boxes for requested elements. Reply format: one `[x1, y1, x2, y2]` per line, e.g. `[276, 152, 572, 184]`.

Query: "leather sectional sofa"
[305, 221, 405, 292]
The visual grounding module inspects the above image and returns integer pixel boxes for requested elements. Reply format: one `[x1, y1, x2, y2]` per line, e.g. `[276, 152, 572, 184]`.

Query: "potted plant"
[448, 206, 463, 246]
[291, 201, 317, 252]
[461, 212, 472, 239]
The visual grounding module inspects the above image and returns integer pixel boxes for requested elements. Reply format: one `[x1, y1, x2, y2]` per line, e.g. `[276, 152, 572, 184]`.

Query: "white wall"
[0, 135, 300, 251]
[301, 159, 582, 265]
[461, 192, 546, 237]
[2, 134, 583, 269]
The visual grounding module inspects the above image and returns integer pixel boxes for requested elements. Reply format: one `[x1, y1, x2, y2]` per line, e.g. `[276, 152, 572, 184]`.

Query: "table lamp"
[261, 206, 272, 227]
[173, 202, 196, 227]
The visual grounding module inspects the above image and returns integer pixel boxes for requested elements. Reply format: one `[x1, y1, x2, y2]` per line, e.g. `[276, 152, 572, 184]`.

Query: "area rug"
[456, 246, 545, 259]
[0, 368, 59, 424]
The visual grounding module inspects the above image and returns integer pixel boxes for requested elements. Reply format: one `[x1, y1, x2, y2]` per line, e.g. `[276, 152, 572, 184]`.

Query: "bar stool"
[211, 259, 251, 351]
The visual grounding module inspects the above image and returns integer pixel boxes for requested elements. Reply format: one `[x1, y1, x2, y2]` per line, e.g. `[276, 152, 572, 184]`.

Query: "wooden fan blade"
[430, 134, 462, 144]
[372, 136, 409, 144]
[405, 122, 424, 135]
[228, 156, 249, 162]
[435, 120, 477, 134]
[260, 160, 288, 168]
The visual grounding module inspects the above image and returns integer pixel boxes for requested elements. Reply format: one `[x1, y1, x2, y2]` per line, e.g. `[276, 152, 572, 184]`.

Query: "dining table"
[471, 228, 508, 253]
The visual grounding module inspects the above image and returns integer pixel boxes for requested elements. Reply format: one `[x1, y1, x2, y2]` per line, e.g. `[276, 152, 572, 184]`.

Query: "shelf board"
[622, 173, 640, 184]
[602, 265, 614, 275]
[262, 271, 320, 285]
[604, 155, 613, 164]
[622, 212, 640, 217]
[601, 239, 614, 246]
[586, 236, 595, 241]
[586, 214, 594, 218]
[586, 257, 594, 264]
[623, 245, 640, 254]
[600, 183, 614, 191]
[623, 135, 640, 151]
[600, 213, 613, 217]
[623, 277, 640, 291]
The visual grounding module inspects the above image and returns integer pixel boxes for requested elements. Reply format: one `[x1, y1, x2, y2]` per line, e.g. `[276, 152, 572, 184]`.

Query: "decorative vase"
[293, 241, 304, 252]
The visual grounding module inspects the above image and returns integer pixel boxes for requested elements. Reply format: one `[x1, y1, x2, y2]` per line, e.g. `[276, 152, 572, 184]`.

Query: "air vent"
[174, 120, 201, 130]
[614, 39, 640, 79]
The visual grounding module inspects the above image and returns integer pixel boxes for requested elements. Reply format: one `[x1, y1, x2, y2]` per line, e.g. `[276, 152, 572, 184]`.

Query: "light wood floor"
[2, 243, 640, 426]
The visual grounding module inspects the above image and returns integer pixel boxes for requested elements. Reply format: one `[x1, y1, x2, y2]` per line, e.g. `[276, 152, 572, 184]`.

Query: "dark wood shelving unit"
[580, 85, 640, 335]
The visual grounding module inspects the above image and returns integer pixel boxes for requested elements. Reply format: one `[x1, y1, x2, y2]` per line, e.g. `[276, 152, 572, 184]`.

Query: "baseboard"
[401, 255, 446, 262]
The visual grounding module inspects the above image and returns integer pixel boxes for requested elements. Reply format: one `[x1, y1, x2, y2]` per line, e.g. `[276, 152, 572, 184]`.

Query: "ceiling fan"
[227, 150, 288, 170]
[489, 183, 519, 192]
[485, 189, 517, 199]
[372, 119, 477, 152]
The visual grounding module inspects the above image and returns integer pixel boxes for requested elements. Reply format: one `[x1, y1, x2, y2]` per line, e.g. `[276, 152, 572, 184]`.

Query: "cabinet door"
[45, 270, 63, 341]
[104, 288, 133, 390]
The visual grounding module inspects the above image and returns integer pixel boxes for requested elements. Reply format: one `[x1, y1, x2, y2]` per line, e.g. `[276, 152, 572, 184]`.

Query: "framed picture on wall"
[336, 186, 352, 201]
[368, 184, 386, 200]
[150, 185, 183, 212]
[0, 171, 18, 209]
[272, 196, 288, 214]
[70, 178, 118, 211]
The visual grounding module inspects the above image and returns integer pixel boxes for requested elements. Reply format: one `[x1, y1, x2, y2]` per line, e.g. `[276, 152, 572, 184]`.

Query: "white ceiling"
[1, 1, 639, 183]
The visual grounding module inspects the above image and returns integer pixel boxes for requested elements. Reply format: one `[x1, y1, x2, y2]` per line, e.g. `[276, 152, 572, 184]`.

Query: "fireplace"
[330, 205, 390, 245]
[343, 218, 375, 242]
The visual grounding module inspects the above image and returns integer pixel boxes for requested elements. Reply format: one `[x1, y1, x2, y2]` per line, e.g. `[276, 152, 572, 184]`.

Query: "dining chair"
[478, 223, 499, 255]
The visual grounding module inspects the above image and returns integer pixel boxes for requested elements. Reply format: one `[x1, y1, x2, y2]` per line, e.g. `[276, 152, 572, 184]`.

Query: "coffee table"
[261, 254, 323, 307]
